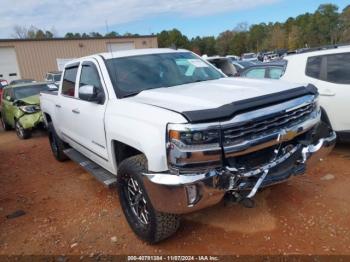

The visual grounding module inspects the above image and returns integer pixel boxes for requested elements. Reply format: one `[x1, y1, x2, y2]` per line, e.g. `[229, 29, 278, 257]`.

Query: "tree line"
[12, 26, 140, 39]
[11, 4, 350, 56]
[158, 4, 350, 56]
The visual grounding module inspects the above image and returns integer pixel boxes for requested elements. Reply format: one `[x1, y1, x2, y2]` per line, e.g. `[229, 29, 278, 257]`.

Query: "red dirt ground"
[1, 128, 350, 256]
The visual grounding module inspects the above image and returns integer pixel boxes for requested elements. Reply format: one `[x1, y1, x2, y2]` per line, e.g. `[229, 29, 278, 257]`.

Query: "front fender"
[105, 100, 187, 172]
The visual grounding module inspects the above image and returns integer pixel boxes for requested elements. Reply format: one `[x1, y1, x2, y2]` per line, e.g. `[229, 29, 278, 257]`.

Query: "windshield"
[10, 79, 34, 85]
[53, 74, 61, 81]
[106, 52, 223, 98]
[13, 84, 56, 99]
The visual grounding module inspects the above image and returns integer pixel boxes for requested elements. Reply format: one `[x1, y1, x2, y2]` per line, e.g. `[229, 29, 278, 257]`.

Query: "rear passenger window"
[62, 67, 78, 97]
[326, 53, 350, 84]
[306, 56, 322, 79]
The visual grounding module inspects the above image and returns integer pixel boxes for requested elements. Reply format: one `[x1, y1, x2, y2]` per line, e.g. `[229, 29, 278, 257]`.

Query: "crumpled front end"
[14, 102, 44, 130]
[142, 94, 336, 214]
[18, 111, 44, 129]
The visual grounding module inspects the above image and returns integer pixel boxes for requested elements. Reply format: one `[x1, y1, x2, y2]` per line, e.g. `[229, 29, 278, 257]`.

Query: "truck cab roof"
[64, 48, 190, 67]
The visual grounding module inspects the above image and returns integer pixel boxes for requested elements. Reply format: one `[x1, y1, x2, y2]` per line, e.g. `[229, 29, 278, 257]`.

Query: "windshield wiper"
[122, 86, 170, 98]
[194, 79, 206, 83]
[122, 91, 142, 98]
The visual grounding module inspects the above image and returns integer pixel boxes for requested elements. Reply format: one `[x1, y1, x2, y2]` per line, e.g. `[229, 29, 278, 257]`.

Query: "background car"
[0, 79, 8, 107]
[281, 45, 350, 142]
[226, 55, 240, 61]
[231, 60, 257, 75]
[241, 52, 258, 62]
[1, 82, 57, 139]
[240, 61, 286, 79]
[45, 71, 62, 86]
[9, 79, 35, 85]
[205, 56, 238, 76]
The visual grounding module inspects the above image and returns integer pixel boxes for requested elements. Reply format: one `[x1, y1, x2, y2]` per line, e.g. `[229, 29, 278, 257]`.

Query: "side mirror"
[6, 95, 12, 102]
[79, 85, 104, 104]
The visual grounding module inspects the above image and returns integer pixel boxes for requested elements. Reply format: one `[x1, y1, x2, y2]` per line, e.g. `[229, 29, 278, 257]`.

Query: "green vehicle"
[1, 82, 57, 139]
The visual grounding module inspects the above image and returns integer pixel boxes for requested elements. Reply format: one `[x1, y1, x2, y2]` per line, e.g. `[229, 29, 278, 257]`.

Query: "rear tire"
[1, 115, 11, 131]
[15, 120, 31, 139]
[117, 154, 180, 244]
[47, 122, 68, 162]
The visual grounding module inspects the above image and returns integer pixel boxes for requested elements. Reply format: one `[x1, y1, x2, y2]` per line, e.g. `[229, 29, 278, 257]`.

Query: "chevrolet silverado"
[40, 48, 336, 243]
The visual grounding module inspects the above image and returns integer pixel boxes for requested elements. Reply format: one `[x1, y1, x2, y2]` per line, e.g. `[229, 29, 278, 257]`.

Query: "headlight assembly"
[169, 129, 220, 146]
[19, 105, 40, 113]
[167, 123, 222, 172]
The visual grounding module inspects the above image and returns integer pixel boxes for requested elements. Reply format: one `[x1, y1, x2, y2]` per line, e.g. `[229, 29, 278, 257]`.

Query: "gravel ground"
[0, 128, 350, 256]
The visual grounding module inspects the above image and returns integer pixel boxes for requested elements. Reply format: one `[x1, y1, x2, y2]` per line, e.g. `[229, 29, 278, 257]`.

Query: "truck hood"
[17, 95, 40, 105]
[127, 77, 310, 110]
[126, 77, 317, 123]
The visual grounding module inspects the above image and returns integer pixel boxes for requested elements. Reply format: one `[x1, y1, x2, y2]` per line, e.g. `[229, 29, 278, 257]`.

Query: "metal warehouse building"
[0, 35, 158, 82]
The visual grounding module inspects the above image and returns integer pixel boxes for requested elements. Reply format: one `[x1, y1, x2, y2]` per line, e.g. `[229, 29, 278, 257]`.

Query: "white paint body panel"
[40, 48, 304, 174]
[281, 46, 350, 132]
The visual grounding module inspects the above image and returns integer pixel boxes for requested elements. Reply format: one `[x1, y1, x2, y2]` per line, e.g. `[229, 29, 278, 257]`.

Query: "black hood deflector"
[181, 84, 318, 123]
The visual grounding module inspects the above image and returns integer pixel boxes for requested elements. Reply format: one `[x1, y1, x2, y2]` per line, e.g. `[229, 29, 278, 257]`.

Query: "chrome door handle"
[72, 109, 80, 114]
[55, 104, 61, 108]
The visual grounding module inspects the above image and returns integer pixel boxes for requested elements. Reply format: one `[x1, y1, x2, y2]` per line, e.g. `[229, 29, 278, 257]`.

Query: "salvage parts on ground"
[39, 48, 336, 243]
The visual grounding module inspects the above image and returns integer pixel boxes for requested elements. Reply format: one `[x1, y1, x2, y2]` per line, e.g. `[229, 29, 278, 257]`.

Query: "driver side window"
[79, 63, 103, 95]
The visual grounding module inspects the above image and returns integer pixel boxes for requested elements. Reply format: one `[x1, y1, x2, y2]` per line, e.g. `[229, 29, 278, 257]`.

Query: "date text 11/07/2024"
[127, 256, 220, 261]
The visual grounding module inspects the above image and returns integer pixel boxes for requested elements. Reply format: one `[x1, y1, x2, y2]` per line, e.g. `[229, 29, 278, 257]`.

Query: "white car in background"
[282, 46, 350, 142]
[226, 55, 240, 61]
[241, 52, 258, 62]
[45, 71, 62, 86]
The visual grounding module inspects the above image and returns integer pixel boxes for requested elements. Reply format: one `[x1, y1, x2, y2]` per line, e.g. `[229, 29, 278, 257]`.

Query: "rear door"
[56, 64, 80, 140]
[305, 53, 350, 132]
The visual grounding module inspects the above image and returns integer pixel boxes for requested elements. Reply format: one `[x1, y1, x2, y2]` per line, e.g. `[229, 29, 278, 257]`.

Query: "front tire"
[15, 120, 31, 139]
[117, 155, 180, 244]
[47, 122, 68, 162]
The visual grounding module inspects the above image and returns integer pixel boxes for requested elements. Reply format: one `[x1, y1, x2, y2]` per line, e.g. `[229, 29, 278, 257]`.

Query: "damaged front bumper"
[142, 130, 336, 214]
[17, 112, 44, 130]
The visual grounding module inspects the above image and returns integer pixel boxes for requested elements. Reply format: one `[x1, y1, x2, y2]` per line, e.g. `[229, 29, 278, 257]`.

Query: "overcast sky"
[0, 0, 349, 38]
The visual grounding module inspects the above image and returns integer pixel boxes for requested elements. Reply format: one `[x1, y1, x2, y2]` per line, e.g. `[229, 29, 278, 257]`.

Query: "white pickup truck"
[40, 48, 336, 243]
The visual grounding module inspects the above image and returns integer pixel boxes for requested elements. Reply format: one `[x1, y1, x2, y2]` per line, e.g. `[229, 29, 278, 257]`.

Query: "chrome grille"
[222, 102, 316, 145]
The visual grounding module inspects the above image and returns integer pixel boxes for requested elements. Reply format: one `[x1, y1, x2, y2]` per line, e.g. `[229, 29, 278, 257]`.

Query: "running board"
[63, 148, 117, 188]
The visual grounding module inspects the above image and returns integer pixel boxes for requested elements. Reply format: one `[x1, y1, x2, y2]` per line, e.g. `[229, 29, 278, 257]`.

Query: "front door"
[70, 60, 109, 167]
